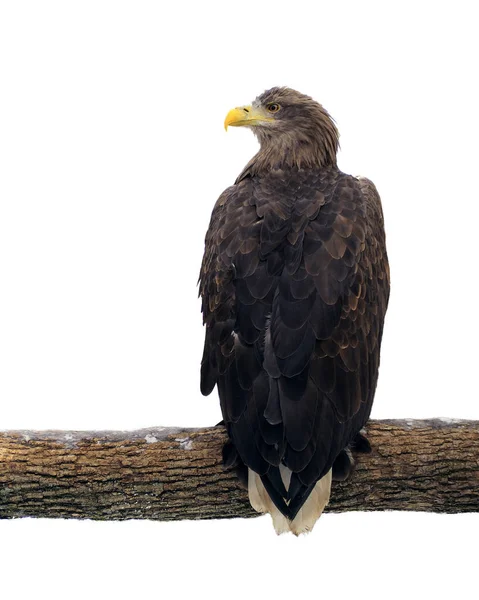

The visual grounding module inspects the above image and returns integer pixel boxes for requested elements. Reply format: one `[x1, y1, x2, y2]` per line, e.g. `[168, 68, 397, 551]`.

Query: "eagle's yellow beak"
[224, 105, 274, 130]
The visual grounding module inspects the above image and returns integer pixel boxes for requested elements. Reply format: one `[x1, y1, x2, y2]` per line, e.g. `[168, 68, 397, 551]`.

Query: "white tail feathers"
[248, 466, 332, 535]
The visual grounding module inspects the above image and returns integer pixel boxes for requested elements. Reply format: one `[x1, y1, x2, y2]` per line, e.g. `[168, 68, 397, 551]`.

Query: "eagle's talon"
[222, 440, 239, 469]
[351, 431, 372, 453]
[234, 463, 248, 489]
[332, 448, 355, 481]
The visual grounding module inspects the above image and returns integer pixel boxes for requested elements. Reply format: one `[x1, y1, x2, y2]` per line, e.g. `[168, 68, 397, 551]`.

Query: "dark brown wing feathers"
[199, 167, 389, 518]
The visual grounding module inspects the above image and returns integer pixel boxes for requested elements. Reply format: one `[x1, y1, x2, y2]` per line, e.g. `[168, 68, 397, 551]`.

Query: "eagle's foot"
[351, 429, 372, 453]
[332, 448, 355, 481]
[222, 440, 248, 489]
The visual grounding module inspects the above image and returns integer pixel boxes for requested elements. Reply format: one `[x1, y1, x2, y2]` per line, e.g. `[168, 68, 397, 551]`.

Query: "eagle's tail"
[248, 466, 332, 535]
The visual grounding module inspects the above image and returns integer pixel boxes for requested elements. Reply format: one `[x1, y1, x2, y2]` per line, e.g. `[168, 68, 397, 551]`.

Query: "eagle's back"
[199, 166, 389, 528]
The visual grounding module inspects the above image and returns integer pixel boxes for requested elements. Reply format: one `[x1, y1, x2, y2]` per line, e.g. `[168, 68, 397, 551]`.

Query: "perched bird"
[199, 87, 389, 534]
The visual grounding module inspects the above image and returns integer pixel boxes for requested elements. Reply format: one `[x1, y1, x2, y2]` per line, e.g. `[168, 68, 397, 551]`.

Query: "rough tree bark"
[0, 419, 478, 522]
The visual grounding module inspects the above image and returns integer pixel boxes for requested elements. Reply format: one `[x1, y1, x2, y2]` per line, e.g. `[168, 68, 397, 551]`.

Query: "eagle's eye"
[266, 103, 281, 113]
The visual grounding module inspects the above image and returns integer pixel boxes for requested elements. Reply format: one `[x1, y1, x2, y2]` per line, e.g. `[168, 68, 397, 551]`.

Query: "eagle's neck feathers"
[250, 106, 339, 173]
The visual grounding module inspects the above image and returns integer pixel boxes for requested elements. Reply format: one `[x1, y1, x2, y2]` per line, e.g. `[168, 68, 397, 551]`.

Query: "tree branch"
[1, 419, 478, 521]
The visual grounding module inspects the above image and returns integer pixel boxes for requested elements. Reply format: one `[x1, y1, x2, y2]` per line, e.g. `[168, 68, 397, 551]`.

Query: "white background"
[1, 1, 478, 598]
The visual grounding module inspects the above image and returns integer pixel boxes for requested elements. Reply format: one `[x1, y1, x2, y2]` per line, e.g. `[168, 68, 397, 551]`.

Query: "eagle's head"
[224, 87, 339, 170]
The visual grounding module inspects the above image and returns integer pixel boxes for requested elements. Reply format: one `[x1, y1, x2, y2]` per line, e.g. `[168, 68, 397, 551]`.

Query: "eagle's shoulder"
[354, 175, 390, 289]
[354, 175, 386, 220]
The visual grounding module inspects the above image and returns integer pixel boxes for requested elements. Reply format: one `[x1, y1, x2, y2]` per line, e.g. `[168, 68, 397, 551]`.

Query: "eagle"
[199, 87, 389, 534]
